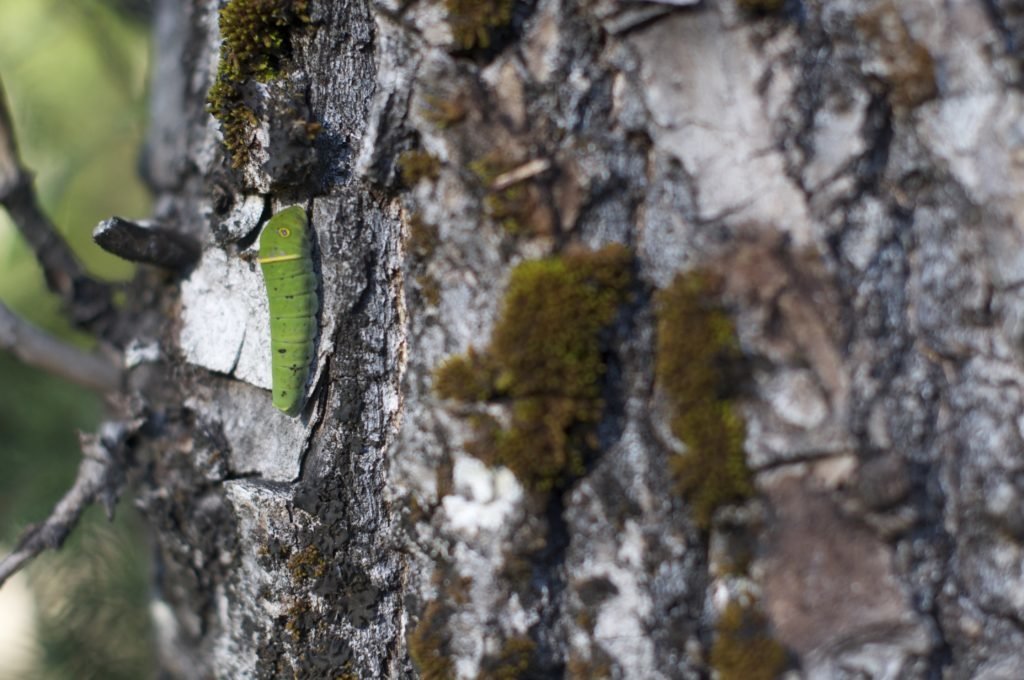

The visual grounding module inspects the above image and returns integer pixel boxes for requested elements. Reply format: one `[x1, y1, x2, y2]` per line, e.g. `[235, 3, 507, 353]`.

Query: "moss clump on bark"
[409, 600, 455, 680]
[286, 544, 327, 581]
[206, 0, 310, 168]
[284, 597, 312, 643]
[435, 245, 633, 492]
[710, 600, 787, 680]
[468, 151, 555, 236]
[399, 149, 441, 186]
[566, 651, 613, 679]
[469, 152, 528, 234]
[478, 635, 535, 679]
[446, 0, 513, 50]
[417, 274, 442, 307]
[435, 348, 497, 403]
[408, 214, 440, 259]
[406, 214, 442, 306]
[421, 92, 468, 128]
[655, 270, 753, 528]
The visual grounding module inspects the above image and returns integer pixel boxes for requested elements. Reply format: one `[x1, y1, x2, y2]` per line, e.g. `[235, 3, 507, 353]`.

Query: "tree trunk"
[133, 0, 1024, 677]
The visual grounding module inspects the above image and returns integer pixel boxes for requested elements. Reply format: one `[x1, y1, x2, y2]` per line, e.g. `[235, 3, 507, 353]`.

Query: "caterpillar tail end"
[274, 392, 305, 417]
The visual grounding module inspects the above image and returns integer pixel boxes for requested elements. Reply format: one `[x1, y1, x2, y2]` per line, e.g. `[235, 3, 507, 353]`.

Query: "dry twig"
[0, 301, 120, 392]
[490, 158, 552, 191]
[93, 217, 201, 271]
[0, 419, 143, 588]
[0, 76, 114, 330]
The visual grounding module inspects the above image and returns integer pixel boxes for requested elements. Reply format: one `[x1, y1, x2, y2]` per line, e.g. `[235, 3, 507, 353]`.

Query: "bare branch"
[0, 419, 141, 589]
[0, 76, 114, 331]
[0, 301, 121, 393]
[93, 217, 201, 271]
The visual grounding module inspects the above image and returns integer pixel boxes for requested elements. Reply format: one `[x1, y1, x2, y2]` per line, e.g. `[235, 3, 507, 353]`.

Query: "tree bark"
[131, 0, 1024, 677]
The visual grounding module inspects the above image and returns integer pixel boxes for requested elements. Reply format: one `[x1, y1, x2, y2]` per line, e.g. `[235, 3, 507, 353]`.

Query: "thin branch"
[0, 301, 121, 393]
[0, 419, 142, 589]
[490, 158, 552, 191]
[0, 75, 114, 331]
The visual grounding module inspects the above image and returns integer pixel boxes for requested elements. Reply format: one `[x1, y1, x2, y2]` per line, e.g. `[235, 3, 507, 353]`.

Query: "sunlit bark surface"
[138, 0, 1024, 677]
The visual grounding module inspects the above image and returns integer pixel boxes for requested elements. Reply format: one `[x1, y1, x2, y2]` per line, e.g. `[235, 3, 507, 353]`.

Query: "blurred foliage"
[0, 0, 151, 335]
[27, 509, 154, 680]
[0, 354, 101, 540]
[0, 0, 154, 678]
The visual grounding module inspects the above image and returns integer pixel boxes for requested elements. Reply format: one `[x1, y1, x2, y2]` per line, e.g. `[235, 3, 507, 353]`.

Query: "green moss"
[287, 545, 327, 581]
[407, 216, 442, 307]
[469, 152, 531, 234]
[418, 274, 442, 306]
[206, 0, 310, 168]
[478, 635, 535, 680]
[566, 651, 613, 680]
[421, 93, 468, 128]
[656, 270, 753, 528]
[710, 601, 787, 680]
[409, 600, 455, 680]
[435, 349, 497, 403]
[284, 598, 312, 642]
[408, 215, 440, 259]
[469, 152, 555, 235]
[446, 0, 513, 50]
[399, 149, 441, 186]
[435, 245, 633, 491]
[219, 0, 308, 81]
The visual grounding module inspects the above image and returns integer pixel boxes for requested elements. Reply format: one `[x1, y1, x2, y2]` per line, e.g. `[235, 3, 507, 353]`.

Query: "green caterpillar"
[258, 205, 318, 416]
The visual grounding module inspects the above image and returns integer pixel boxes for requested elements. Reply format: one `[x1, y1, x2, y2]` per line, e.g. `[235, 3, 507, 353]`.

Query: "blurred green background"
[0, 0, 154, 678]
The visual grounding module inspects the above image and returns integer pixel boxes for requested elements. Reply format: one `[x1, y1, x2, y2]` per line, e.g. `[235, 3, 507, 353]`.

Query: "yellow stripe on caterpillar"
[258, 253, 303, 264]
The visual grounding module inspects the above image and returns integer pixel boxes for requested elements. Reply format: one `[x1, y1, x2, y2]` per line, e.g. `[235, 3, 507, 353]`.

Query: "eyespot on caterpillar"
[257, 206, 318, 416]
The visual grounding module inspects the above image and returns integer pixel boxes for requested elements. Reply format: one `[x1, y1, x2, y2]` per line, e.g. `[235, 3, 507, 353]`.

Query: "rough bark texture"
[132, 0, 1024, 677]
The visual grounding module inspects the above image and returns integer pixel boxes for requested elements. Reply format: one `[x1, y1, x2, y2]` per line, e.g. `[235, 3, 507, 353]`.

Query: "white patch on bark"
[180, 247, 271, 390]
[442, 454, 523, 537]
[632, 9, 812, 243]
[218, 194, 266, 242]
[590, 522, 658, 676]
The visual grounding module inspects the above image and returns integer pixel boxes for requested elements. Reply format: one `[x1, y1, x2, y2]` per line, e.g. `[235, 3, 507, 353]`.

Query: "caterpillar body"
[258, 206, 318, 416]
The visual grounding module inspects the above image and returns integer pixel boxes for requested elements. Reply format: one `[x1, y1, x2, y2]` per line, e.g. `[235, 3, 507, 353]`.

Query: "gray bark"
[131, 0, 1024, 677]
